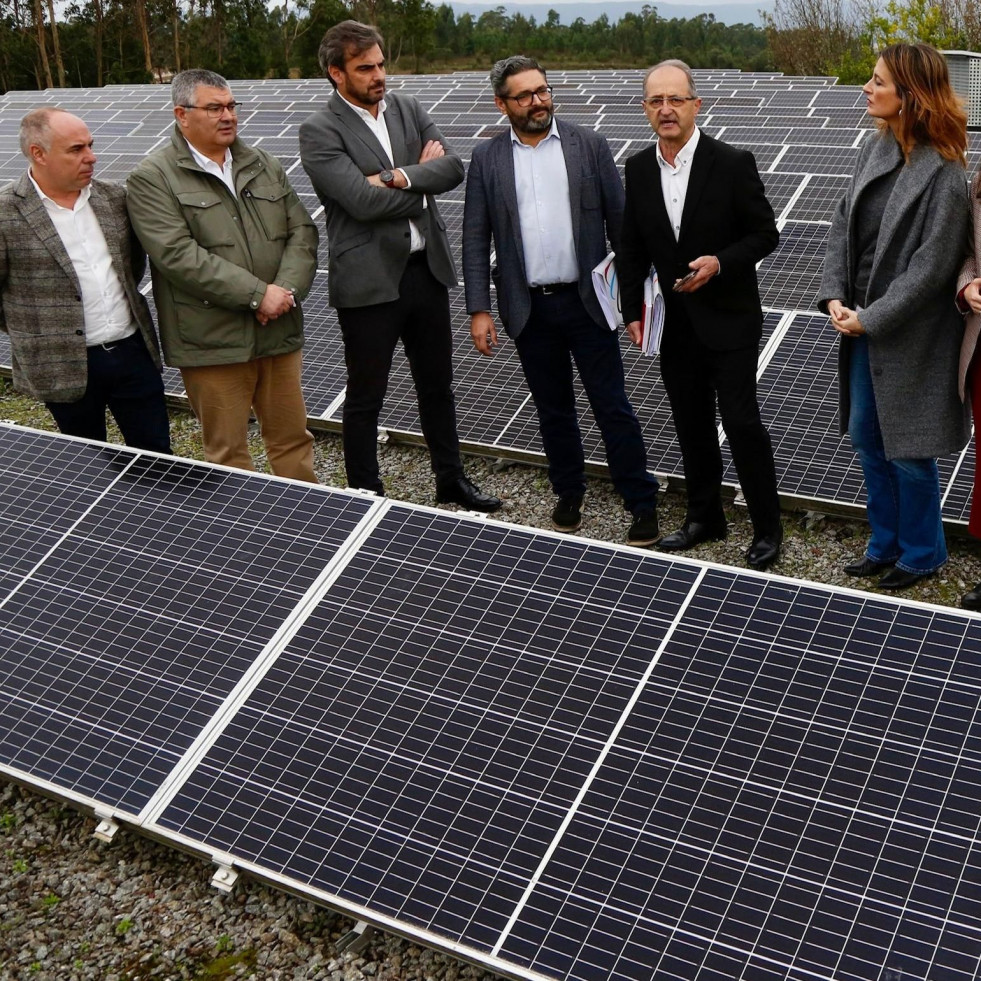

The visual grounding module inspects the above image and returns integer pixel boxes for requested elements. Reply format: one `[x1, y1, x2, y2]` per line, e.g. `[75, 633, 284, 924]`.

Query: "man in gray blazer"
[0, 108, 170, 452]
[299, 20, 499, 511]
[463, 55, 659, 544]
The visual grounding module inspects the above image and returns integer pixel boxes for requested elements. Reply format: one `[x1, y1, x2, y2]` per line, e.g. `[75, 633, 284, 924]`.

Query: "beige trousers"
[181, 349, 316, 483]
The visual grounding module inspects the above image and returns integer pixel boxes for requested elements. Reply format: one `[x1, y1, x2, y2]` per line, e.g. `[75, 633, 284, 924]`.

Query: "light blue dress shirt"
[510, 120, 578, 286]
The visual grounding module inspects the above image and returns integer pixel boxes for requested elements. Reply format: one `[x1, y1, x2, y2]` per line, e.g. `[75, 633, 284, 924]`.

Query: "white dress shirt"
[511, 119, 578, 286]
[656, 125, 701, 241]
[185, 138, 236, 197]
[340, 94, 425, 253]
[29, 172, 134, 347]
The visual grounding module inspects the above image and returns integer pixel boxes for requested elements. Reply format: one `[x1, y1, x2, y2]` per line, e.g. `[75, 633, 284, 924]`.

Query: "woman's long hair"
[878, 42, 967, 163]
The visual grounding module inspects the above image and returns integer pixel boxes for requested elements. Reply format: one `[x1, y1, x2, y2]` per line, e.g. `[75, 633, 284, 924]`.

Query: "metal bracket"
[211, 855, 239, 893]
[732, 486, 747, 507]
[804, 509, 827, 531]
[376, 429, 390, 445]
[336, 920, 375, 953]
[92, 806, 119, 843]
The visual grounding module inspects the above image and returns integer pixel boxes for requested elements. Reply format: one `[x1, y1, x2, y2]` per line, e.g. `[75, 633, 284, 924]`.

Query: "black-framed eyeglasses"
[502, 85, 553, 108]
[642, 95, 697, 109]
[180, 102, 244, 118]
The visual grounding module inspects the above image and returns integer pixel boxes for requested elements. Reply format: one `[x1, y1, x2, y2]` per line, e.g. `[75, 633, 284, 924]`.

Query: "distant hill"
[447, 1, 775, 26]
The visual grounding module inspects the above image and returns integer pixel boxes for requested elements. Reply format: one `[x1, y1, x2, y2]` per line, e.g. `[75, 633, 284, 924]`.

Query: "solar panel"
[0, 427, 374, 814]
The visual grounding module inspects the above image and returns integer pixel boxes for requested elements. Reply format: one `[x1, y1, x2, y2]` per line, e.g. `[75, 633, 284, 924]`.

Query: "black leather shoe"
[878, 567, 931, 590]
[843, 555, 894, 577]
[551, 495, 583, 533]
[627, 508, 660, 547]
[435, 476, 502, 513]
[962, 582, 981, 610]
[658, 520, 727, 552]
[746, 528, 783, 571]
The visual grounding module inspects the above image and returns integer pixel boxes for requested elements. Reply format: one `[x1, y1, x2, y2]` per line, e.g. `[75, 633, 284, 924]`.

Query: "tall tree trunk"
[172, 0, 181, 73]
[43, 0, 65, 85]
[136, 0, 152, 74]
[32, 0, 53, 88]
[92, 0, 103, 86]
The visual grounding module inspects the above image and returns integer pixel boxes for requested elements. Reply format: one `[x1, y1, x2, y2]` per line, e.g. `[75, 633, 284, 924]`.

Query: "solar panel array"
[2, 68, 978, 522]
[2, 421, 980, 981]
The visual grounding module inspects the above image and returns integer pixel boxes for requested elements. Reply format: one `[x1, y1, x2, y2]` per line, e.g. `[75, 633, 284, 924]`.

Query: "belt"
[529, 282, 578, 295]
[90, 331, 139, 353]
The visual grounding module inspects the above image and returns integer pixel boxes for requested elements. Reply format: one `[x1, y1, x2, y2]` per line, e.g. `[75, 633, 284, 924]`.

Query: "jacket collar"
[328, 91, 400, 169]
[169, 124, 260, 182]
[856, 131, 943, 252]
[12, 171, 79, 286]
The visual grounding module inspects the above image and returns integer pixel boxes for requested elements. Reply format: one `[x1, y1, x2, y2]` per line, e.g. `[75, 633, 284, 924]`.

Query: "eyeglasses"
[502, 85, 553, 108]
[642, 96, 698, 109]
[180, 102, 244, 118]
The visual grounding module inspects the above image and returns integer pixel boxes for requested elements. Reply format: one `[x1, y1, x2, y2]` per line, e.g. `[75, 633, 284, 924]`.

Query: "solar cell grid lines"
[0, 431, 375, 814]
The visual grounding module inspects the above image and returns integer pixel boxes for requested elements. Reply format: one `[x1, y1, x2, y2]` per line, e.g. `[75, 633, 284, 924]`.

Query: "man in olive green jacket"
[127, 68, 319, 482]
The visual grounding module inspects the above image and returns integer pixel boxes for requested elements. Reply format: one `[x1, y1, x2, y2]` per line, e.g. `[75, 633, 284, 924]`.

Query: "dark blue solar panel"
[155, 507, 700, 950]
[0, 447, 374, 814]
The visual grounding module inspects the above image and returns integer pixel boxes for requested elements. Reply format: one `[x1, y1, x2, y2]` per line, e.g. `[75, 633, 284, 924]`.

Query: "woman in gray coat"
[817, 42, 970, 590]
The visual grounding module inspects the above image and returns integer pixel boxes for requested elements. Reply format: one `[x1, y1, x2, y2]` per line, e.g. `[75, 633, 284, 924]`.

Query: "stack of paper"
[640, 268, 665, 357]
[590, 252, 665, 357]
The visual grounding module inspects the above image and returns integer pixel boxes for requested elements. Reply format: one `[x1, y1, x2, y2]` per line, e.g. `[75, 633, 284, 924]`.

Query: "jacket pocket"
[329, 230, 371, 258]
[581, 173, 600, 209]
[176, 191, 234, 248]
[243, 183, 290, 241]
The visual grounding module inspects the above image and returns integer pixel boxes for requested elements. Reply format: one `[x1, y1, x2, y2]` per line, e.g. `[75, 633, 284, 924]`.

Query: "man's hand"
[673, 255, 720, 293]
[627, 320, 643, 348]
[256, 283, 295, 324]
[827, 299, 864, 336]
[419, 140, 445, 163]
[470, 312, 498, 356]
[965, 278, 981, 314]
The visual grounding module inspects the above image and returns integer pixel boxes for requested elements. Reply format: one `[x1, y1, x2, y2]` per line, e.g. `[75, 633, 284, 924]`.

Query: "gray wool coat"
[817, 129, 971, 460]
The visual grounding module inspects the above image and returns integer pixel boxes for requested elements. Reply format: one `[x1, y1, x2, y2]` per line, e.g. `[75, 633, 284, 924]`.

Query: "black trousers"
[659, 320, 780, 536]
[337, 253, 463, 495]
[45, 332, 171, 453]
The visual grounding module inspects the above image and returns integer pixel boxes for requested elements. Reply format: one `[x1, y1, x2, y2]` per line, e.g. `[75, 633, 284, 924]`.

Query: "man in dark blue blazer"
[618, 59, 783, 570]
[463, 55, 660, 545]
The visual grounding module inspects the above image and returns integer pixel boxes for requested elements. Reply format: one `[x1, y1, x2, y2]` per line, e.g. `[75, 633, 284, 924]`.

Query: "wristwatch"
[379, 169, 398, 188]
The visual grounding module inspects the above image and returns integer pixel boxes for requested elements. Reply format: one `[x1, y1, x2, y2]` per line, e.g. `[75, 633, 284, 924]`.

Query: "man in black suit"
[299, 20, 499, 511]
[618, 59, 783, 570]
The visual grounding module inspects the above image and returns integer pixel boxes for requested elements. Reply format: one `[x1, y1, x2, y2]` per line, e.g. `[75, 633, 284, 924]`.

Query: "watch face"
[380, 170, 395, 185]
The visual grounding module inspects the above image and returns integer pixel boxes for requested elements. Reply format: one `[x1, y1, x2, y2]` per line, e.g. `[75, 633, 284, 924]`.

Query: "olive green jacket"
[126, 126, 318, 368]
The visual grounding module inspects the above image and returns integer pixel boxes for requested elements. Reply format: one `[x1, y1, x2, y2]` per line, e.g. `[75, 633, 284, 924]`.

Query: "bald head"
[22, 108, 96, 205]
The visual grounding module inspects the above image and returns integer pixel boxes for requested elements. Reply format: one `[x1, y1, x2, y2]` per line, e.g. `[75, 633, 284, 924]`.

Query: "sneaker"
[627, 508, 660, 547]
[551, 495, 583, 533]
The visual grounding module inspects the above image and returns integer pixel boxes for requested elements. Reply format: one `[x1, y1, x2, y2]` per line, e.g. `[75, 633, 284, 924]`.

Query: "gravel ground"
[1, 383, 980, 980]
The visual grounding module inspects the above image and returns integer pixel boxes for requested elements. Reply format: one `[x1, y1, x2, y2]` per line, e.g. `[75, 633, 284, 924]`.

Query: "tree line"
[0, 0, 975, 95]
[0, 0, 770, 93]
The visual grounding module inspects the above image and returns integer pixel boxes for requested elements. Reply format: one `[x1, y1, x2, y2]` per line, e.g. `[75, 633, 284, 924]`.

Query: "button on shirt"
[185, 139, 236, 197]
[29, 172, 134, 347]
[657, 125, 701, 241]
[341, 95, 425, 253]
[511, 120, 578, 286]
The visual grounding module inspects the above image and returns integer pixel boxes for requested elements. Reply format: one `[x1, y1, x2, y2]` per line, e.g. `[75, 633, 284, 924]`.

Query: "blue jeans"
[848, 336, 946, 573]
[514, 288, 659, 515]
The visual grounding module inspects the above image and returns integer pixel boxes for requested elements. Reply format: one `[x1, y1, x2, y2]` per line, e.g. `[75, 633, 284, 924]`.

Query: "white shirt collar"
[184, 137, 233, 173]
[28, 168, 90, 210]
[656, 125, 700, 171]
[509, 116, 560, 147]
[338, 93, 388, 123]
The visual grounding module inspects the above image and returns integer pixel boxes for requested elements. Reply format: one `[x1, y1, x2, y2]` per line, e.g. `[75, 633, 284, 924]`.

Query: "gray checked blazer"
[298, 91, 463, 309]
[0, 174, 160, 403]
[462, 118, 624, 339]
